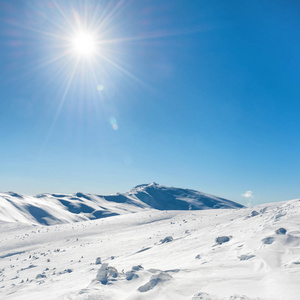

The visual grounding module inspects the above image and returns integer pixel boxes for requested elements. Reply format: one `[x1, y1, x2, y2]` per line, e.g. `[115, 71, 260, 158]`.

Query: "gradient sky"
[0, 0, 299, 205]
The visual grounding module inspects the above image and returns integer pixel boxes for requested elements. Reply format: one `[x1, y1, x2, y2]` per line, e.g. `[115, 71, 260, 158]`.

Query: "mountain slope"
[0, 183, 243, 225]
[127, 182, 244, 210]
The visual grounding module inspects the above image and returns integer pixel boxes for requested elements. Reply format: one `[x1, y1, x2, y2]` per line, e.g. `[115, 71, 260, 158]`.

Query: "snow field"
[0, 199, 299, 299]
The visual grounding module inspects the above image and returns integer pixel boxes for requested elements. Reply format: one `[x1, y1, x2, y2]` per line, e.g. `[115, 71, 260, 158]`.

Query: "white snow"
[0, 187, 299, 299]
[0, 183, 243, 225]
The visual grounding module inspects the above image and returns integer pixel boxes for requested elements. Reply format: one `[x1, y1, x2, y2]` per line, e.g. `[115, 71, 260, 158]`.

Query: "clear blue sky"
[0, 0, 299, 205]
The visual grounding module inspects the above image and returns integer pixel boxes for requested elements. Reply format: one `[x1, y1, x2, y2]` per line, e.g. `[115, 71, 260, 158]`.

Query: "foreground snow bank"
[0, 199, 299, 299]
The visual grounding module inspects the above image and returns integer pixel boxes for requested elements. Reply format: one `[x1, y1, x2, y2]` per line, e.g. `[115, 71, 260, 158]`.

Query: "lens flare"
[97, 84, 105, 91]
[109, 117, 118, 130]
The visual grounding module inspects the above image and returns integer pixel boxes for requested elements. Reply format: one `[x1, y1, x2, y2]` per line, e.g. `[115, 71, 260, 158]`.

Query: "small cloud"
[242, 191, 254, 208]
[242, 191, 254, 199]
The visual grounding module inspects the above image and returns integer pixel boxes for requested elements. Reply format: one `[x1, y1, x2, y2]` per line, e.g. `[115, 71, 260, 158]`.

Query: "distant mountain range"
[0, 183, 244, 225]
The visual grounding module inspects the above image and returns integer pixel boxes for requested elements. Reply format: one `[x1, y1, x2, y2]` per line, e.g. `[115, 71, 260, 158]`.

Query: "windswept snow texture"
[0, 183, 243, 225]
[0, 199, 299, 299]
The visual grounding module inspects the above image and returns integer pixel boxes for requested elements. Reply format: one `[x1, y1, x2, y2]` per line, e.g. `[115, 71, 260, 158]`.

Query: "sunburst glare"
[4, 0, 185, 147]
[71, 30, 97, 57]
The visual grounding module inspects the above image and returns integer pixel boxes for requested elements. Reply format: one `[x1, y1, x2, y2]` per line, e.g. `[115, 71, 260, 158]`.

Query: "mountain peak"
[133, 182, 159, 189]
[127, 183, 244, 211]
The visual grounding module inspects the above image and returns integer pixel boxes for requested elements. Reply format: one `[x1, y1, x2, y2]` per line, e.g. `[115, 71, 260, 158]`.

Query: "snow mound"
[95, 264, 118, 284]
[137, 271, 172, 292]
[275, 227, 287, 235]
[215, 236, 231, 245]
[125, 265, 144, 280]
[160, 236, 173, 243]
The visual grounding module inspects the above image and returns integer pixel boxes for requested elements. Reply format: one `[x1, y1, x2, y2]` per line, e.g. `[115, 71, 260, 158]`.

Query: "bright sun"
[71, 31, 97, 57]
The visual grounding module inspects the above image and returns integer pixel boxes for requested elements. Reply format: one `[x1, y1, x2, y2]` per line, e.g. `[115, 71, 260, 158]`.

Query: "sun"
[71, 31, 97, 57]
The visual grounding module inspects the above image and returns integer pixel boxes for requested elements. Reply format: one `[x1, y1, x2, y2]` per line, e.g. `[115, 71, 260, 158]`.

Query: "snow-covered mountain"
[0, 183, 243, 225]
[128, 183, 244, 210]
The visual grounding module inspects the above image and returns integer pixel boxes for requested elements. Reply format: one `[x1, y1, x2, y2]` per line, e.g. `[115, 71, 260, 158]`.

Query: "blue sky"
[0, 0, 299, 205]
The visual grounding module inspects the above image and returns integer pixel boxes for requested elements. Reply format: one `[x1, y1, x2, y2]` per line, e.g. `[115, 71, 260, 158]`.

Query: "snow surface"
[0, 183, 243, 225]
[0, 193, 300, 299]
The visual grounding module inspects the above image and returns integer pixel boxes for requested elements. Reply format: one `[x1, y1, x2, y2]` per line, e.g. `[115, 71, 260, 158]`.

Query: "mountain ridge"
[0, 183, 244, 225]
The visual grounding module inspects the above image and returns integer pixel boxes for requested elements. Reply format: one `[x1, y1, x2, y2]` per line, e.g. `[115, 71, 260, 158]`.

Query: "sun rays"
[4, 0, 189, 142]
[25, 0, 138, 136]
